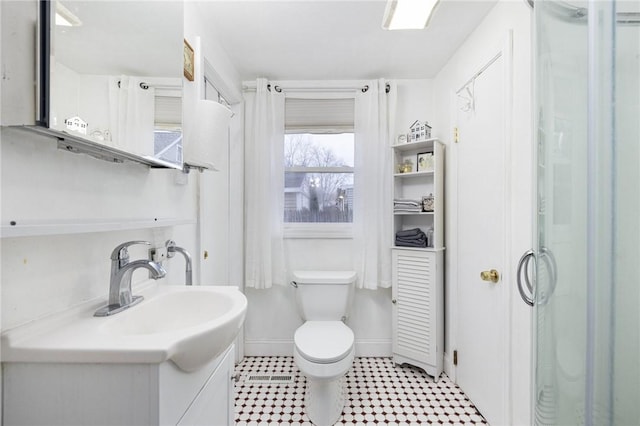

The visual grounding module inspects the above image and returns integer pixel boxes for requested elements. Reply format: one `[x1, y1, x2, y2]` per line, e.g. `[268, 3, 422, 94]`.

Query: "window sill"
[283, 223, 353, 239]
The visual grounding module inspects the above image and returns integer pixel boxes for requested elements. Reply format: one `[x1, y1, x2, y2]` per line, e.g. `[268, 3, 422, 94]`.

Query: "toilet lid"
[295, 321, 354, 364]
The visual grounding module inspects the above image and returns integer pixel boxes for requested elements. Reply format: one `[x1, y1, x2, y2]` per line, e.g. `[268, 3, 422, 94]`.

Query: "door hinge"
[453, 350, 458, 366]
[454, 127, 459, 143]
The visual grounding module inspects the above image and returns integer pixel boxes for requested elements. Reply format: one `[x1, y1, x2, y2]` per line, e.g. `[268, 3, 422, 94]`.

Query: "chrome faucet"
[166, 240, 193, 286]
[94, 241, 166, 317]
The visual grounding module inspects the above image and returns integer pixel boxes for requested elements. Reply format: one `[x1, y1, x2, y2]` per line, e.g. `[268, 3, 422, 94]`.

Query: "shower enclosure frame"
[520, 0, 640, 424]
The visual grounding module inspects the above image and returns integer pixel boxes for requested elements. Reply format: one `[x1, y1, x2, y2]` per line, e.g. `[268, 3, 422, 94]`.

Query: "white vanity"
[3, 345, 236, 426]
[2, 284, 247, 425]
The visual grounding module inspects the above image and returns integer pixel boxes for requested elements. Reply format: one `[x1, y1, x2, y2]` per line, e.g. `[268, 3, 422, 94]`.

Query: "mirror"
[40, 0, 184, 167]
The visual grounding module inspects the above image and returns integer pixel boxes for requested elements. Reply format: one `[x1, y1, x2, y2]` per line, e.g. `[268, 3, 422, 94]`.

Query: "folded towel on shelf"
[395, 227, 428, 248]
[395, 228, 423, 238]
[394, 199, 422, 215]
[394, 207, 422, 213]
[394, 198, 421, 204]
[394, 199, 421, 207]
[395, 237, 427, 248]
[396, 235, 427, 243]
[394, 202, 420, 207]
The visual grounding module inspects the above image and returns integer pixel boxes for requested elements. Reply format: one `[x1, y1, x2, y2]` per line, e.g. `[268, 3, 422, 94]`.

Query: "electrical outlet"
[150, 246, 168, 263]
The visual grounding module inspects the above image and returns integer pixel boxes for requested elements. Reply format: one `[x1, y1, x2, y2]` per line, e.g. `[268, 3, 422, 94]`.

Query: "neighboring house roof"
[284, 171, 305, 189]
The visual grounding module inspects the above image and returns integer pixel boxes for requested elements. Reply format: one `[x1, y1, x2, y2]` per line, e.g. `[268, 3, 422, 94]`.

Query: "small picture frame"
[416, 152, 434, 172]
[183, 39, 195, 82]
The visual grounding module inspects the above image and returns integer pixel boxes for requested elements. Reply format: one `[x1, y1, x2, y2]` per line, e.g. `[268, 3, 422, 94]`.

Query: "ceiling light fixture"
[55, 2, 82, 27]
[382, 0, 440, 30]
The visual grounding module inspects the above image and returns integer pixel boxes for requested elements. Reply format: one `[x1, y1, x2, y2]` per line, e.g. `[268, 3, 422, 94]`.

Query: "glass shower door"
[611, 1, 640, 424]
[534, 2, 589, 423]
[531, 1, 640, 424]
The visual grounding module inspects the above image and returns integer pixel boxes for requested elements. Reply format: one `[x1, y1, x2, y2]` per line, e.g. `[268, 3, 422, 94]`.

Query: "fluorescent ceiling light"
[56, 2, 82, 27]
[382, 0, 440, 30]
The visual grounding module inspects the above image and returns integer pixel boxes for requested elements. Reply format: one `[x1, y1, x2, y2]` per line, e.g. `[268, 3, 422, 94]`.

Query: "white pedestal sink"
[1, 284, 248, 426]
[2, 284, 247, 371]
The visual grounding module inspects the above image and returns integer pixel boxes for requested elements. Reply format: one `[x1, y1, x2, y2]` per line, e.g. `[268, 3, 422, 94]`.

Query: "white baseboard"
[444, 351, 456, 381]
[354, 339, 392, 357]
[244, 339, 392, 358]
[244, 339, 293, 356]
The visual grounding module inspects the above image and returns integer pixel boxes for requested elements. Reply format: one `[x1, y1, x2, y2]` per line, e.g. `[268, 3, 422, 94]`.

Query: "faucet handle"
[165, 239, 176, 258]
[111, 241, 151, 261]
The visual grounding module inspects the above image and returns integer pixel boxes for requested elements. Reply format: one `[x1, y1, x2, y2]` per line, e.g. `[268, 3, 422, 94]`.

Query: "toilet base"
[305, 376, 347, 426]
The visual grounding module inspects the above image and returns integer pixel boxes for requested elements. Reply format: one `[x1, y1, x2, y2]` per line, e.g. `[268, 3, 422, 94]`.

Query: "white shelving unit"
[390, 138, 444, 380]
[391, 138, 444, 249]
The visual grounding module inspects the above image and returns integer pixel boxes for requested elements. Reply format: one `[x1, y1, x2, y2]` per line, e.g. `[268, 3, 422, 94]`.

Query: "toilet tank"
[292, 270, 357, 321]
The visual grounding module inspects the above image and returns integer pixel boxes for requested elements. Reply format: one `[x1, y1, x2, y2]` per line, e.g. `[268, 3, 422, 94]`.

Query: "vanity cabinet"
[391, 138, 444, 380]
[3, 345, 236, 425]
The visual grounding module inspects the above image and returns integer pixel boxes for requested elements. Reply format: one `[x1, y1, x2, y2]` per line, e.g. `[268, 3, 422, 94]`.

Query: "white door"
[200, 78, 230, 286]
[455, 53, 508, 425]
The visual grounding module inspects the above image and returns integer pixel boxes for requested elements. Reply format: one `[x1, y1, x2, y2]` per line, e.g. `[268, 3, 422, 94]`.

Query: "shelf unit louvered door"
[392, 240, 444, 380]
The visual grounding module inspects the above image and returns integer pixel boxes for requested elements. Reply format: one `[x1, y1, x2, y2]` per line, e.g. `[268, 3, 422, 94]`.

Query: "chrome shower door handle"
[517, 249, 535, 306]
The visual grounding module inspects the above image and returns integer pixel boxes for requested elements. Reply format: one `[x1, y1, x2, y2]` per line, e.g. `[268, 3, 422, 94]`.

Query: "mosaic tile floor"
[234, 356, 488, 425]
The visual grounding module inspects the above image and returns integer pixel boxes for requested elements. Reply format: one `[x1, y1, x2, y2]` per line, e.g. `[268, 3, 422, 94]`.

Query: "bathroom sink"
[1, 285, 247, 373]
[103, 288, 239, 335]
[100, 286, 247, 371]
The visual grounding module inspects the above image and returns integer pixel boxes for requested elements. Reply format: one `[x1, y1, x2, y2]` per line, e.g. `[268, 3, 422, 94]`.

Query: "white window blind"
[154, 95, 182, 127]
[285, 98, 355, 133]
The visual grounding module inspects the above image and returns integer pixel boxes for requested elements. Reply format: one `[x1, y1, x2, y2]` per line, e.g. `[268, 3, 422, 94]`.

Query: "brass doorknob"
[480, 269, 500, 283]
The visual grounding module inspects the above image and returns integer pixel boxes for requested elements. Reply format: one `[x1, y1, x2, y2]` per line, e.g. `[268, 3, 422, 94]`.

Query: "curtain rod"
[116, 80, 179, 91]
[243, 81, 391, 94]
[268, 84, 390, 94]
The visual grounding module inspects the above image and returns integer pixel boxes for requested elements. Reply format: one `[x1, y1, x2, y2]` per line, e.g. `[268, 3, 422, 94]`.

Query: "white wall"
[0, 131, 198, 330]
[433, 1, 533, 424]
[243, 79, 435, 357]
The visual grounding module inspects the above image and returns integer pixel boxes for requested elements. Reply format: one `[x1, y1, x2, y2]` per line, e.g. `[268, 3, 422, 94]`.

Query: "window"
[153, 89, 182, 163]
[283, 97, 355, 235]
[284, 133, 354, 223]
[205, 76, 231, 107]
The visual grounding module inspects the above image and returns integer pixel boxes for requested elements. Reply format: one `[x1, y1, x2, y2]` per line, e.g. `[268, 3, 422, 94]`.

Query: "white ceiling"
[197, 0, 498, 81]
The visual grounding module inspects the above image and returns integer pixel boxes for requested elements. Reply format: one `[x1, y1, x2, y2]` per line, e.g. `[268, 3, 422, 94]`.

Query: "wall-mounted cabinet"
[390, 138, 444, 380]
[1, 1, 186, 169]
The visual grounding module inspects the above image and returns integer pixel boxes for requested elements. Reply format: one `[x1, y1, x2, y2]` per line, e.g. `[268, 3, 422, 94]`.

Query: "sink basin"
[1, 285, 247, 373]
[100, 286, 247, 371]
[103, 289, 239, 335]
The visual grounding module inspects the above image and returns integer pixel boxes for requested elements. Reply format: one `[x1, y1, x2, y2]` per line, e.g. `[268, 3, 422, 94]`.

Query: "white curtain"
[353, 79, 397, 290]
[244, 78, 286, 289]
[108, 76, 155, 156]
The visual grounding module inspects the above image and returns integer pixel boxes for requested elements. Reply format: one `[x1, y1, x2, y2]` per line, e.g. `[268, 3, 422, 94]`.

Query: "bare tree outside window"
[284, 134, 354, 223]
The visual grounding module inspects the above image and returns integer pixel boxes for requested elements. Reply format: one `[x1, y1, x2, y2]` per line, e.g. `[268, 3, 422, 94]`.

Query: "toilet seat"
[294, 321, 354, 364]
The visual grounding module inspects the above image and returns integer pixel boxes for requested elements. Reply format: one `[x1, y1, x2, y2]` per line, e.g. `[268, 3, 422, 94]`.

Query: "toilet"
[292, 270, 356, 426]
